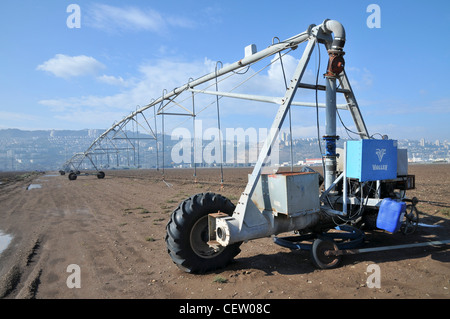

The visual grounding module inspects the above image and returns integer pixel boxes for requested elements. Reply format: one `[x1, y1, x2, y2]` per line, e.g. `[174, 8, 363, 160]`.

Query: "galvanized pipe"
[211, 20, 350, 247]
[328, 239, 450, 256]
[325, 78, 337, 137]
[79, 20, 346, 160]
[324, 77, 338, 191]
[321, 19, 346, 192]
[188, 88, 349, 109]
[139, 31, 312, 114]
[322, 19, 346, 50]
[215, 209, 320, 247]
[80, 29, 314, 158]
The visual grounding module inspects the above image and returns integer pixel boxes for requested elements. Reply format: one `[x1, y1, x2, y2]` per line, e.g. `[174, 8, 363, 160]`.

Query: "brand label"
[376, 148, 386, 162]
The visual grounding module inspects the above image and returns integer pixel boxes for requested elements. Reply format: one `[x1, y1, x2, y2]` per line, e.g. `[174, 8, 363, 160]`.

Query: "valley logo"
[376, 148, 386, 162]
[373, 148, 388, 170]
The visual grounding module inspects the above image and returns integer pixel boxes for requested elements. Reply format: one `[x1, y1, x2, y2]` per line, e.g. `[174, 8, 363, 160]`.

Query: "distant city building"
[306, 158, 322, 165]
[0, 129, 448, 171]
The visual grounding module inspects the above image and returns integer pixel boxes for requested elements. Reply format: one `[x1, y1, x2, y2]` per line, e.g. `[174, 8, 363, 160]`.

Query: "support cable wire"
[189, 77, 197, 181]
[156, 50, 294, 183]
[160, 91, 167, 179]
[215, 61, 224, 186]
[77, 47, 293, 174]
[334, 81, 365, 138]
[194, 50, 292, 117]
[153, 99, 159, 171]
[157, 63, 249, 117]
[277, 48, 294, 172]
[332, 180, 373, 225]
[337, 109, 359, 140]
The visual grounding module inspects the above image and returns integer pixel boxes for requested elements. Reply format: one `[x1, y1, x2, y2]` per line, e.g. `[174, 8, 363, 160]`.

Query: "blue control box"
[346, 139, 397, 182]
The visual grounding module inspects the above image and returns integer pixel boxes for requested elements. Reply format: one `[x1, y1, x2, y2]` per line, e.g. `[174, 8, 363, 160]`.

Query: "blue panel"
[346, 139, 397, 181]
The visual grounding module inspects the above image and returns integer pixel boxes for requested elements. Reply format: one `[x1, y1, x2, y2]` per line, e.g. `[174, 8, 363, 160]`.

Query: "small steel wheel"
[311, 238, 341, 269]
[401, 204, 419, 235]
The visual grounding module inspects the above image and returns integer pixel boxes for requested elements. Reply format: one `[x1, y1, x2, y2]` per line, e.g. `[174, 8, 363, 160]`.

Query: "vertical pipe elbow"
[322, 19, 346, 50]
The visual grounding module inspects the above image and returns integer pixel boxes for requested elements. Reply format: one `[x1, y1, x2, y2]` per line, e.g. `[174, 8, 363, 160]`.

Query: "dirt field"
[0, 165, 448, 301]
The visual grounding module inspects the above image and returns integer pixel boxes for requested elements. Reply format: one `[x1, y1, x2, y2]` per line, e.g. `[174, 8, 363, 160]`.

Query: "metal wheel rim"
[190, 216, 225, 258]
[315, 240, 340, 268]
[402, 204, 419, 234]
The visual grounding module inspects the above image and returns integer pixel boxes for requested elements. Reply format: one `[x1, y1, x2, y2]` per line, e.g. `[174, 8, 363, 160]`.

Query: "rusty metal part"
[324, 50, 345, 77]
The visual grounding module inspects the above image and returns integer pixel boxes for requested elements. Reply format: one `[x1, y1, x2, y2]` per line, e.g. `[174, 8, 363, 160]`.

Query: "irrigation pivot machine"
[164, 19, 450, 273]
[61, 19, 446, 272]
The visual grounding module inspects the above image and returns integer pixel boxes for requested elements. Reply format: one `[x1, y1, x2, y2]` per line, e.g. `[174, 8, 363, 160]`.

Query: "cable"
[337, 109, 360, 139]
[232, 65, 250, 75]
[215, 62, 224, 185]
[278, 51, 294, 171]
[314, 41, 325, 176]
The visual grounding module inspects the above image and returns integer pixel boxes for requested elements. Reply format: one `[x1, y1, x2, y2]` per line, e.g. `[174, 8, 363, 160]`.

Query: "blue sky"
[1, 0, 449, 142]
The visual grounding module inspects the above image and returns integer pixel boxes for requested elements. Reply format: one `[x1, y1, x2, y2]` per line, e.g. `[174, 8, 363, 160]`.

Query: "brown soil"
[0, 165, 448, 300]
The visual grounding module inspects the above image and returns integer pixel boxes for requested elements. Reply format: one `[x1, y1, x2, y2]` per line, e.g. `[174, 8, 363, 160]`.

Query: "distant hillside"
[0, 128, 104, 138]
[0, 128, 448, 172]
[0, 129, 104, 171]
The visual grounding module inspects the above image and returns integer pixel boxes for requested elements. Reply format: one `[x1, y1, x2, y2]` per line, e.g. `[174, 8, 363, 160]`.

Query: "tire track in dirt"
[74, 175, 181, 297]
[2, 167, 448, 299]
[31, 174, 180, 298]
[0, 235, 44, 299]
[33, 175, 112, 298]
[0, 173, 52, 299]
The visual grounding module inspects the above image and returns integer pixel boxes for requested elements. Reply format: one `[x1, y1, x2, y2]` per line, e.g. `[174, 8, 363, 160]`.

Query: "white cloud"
[37, 53, 324, 132]
[86, 4, 195, 33]
[345, 67, 374, 89]
[37, 54, 105, 79]
[0, 111, 40, 123]
[38, 58, 216, 113]
[97, 75, 134, 87]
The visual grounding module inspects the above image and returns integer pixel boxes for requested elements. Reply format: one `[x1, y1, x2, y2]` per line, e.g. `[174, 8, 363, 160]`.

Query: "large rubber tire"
[68, 172, 77, 180]
[97, 171, 105, 179]
[165, 192, 242, 274]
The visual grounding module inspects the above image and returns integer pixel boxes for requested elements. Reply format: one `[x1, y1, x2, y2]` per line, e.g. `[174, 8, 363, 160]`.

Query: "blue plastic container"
[376, 198, 406, 233]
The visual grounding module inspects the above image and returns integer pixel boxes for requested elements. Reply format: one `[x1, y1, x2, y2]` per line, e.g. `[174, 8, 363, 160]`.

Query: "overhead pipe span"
[81, 25, 316, 156]
[141, 19, 346, 115]
[77, 20, 355, 172]
[91, 19, 346, 144]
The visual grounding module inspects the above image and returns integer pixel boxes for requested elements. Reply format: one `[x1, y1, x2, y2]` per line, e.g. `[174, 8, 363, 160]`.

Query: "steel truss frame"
[61, 20, 368, 182]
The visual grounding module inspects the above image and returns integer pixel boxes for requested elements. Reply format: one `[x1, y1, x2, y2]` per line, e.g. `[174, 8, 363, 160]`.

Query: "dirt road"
[0, 165, 448, 300]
